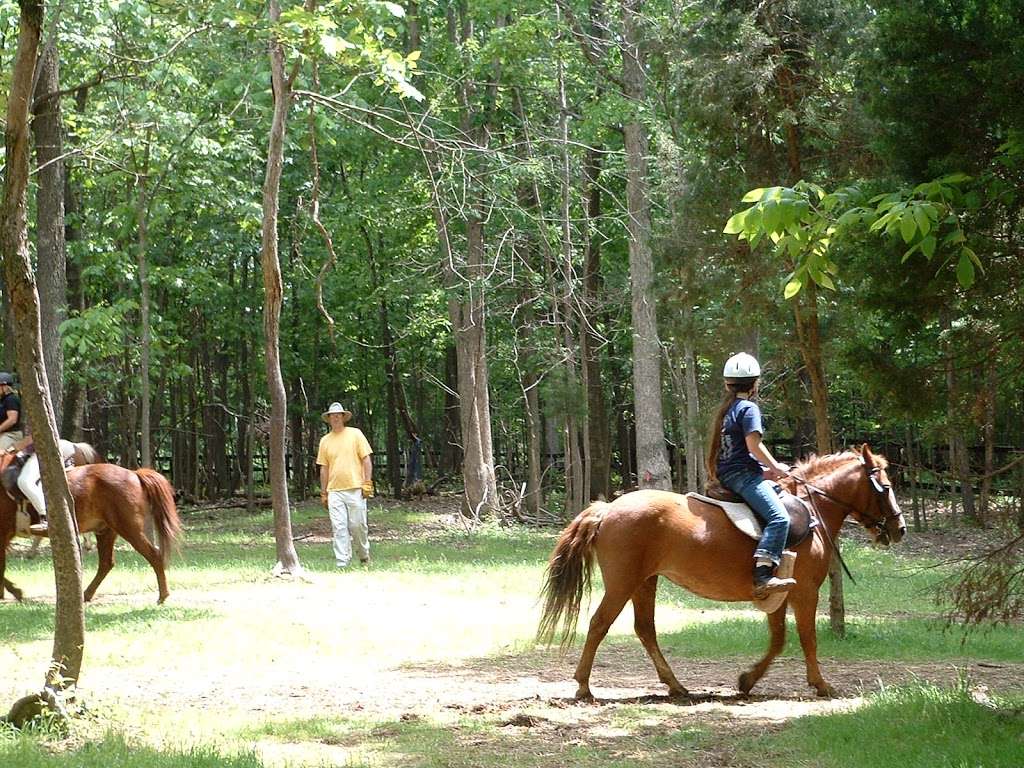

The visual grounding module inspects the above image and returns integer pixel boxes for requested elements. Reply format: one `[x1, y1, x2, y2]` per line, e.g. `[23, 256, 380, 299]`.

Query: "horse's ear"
[860, 443, 874, 465]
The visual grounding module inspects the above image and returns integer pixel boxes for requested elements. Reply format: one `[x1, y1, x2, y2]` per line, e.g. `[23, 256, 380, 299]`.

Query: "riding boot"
[28, 514, 48, 536]
[753, 563, 795, 598]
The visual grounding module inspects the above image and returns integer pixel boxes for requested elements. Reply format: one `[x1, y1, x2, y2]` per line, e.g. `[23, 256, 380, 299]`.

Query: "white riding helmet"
[723, 353, 761, 379]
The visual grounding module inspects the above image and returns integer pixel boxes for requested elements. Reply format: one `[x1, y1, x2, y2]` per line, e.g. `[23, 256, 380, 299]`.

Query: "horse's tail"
[537, 500, 610, 650]
[135, 468, 181, 565]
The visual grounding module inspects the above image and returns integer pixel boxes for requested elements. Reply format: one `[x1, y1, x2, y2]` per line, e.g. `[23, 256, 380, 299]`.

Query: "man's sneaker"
[28, 521, 49, 536]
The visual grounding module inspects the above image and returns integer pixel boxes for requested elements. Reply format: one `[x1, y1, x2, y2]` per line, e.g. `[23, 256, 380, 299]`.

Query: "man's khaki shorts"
[0, 430, 25, 452]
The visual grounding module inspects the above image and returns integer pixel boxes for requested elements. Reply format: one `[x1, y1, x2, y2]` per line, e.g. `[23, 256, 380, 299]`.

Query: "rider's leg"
[18, 455, 48, 534]
[721, 470, 795, 596]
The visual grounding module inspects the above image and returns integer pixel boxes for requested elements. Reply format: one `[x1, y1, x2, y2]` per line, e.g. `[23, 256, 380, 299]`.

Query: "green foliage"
[754, 681, 1024, 768]
[725, 173, 987, 293]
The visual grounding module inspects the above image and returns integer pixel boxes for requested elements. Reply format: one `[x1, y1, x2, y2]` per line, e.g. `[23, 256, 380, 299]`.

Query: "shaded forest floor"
[2, 495, 1022, 767]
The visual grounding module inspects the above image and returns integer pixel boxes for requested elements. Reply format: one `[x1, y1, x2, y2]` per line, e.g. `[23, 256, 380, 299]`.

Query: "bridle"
[787, 459, 905, 583]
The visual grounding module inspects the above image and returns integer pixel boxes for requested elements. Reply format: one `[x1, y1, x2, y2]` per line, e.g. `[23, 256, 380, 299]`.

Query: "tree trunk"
[682, 331, 704, 490]
[978, 352, 996, 525]
[32, 40, 66, 425]
[791, 281, 843, 634]
[942, 312, 976, 522]
[135, 140, 153, 468]
[581, 153, 610, 501]
[621, 0, 670, 490]
[2, 0, 85, 691]
[446, 216, 498, 519]
[442, 343, 461, 475]
[60, 88, 88, 439]
[260, 0, 302, 574]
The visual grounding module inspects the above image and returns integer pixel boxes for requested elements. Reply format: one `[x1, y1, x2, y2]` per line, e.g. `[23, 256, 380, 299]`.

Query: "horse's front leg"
[738, 602, 786, 694]
[791, 586, 835, 697]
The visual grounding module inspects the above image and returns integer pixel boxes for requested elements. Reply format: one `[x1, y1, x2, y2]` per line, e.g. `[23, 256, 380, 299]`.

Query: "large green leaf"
[956, 252, 975, 288]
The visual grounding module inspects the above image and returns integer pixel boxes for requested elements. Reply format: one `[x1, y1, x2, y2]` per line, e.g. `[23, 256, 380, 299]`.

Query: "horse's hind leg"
[792, 589, 834, 697]
[632, 576, 687, 697]
[1, 545, 24, 601]
[84, 528, 117, 602]
[574, 572, 644, 701]
[738, 602, 787, 695]
[116, 524, 169, 604]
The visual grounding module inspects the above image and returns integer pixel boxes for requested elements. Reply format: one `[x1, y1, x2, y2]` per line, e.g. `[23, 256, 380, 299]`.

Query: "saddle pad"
[686, 492, 763, 540]
[686, 491, 818, 547]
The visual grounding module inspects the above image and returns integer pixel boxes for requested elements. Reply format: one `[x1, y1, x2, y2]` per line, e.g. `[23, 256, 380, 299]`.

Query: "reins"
[787, 472, 859, 585]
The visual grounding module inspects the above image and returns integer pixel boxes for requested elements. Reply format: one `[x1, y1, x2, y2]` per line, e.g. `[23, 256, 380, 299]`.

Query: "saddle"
[1, 450, 31, 501]
[1, 446, 77, 503]
[687, 485, 817, 548]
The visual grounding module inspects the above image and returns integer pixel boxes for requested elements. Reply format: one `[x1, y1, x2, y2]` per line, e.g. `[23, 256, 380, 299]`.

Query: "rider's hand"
[766, 463, 790, 481]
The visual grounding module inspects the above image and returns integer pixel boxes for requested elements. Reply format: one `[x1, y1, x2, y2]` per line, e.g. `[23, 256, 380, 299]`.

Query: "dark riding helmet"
[0, 372, 14, 386]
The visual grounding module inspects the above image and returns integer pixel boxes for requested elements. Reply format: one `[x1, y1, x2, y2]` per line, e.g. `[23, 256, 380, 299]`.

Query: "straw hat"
[321, 402, 352, 424]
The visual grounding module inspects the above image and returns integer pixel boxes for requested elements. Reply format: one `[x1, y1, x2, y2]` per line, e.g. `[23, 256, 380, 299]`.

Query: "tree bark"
[260, 0, 302, 574]
[135, 147, 153, 468]
[60, 86, 88, 439]
[581, 149, 610, 501]
[682, 330, 704, 490]
[446, 217, 498, 519]
[979, 352, 996, 525]
[32, 40, 66, 425]
[2, 0, 85, 690]
[621, 0, 670, 490]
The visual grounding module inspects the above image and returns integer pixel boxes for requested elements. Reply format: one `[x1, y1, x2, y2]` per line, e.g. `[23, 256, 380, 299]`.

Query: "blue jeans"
[719, 468, 789, 565]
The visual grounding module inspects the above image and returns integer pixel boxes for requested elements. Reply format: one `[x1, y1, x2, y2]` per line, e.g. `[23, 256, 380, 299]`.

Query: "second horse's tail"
[136, 469, 181, 565]
[536, 500, 610, 650]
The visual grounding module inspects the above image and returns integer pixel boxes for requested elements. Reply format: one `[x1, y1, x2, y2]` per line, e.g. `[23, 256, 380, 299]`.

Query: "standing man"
[0, 372, 25, 452]
[316, 402, 374, 568]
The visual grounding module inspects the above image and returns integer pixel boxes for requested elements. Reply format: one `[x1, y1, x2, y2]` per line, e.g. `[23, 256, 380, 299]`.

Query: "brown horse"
[0, 458, 181, 604]
[538, 445, 906, 700]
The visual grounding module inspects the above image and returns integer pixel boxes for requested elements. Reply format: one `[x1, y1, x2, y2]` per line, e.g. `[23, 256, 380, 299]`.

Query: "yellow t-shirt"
[316, 427, 373, 491]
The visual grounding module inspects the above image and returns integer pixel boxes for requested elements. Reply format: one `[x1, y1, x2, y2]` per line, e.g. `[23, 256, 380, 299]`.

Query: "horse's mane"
[792, 449, 888, 482]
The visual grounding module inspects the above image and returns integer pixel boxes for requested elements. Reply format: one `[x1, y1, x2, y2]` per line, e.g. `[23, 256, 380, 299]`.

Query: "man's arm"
[361, 455, 372, 484]
[0, 410, 17, 433]
[319, 463, 329, 507]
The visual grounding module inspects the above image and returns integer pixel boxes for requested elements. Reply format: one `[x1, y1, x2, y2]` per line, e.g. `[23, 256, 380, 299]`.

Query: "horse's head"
[852, 444, 906, 546]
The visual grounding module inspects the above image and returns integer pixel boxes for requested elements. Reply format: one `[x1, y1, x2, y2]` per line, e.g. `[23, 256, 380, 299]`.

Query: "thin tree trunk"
[2, 0, 84, 691]
[136, 138, 153, 467]
[942, 312, 976, 522]
[32, 40, 66, 425]
[621, 0, 670, 490]
[682, 335, 704, 490]
[60, 88, 87, 439]
[979, 352, 996, 525]
[260, 0, 303, 574]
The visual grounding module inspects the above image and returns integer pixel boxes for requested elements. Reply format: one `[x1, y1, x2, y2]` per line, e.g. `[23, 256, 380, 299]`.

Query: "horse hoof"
[574, 688, 595, 703]
[668, 687, 689, 700]
[738, 672, 756, 695]
[815, 685, 836, 698]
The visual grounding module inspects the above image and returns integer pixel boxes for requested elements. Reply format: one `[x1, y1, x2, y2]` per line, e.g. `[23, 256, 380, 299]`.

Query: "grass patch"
[247, 709, 712, 768]
[751, 682, 1024, 768]
[0, 731, 265, 768]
